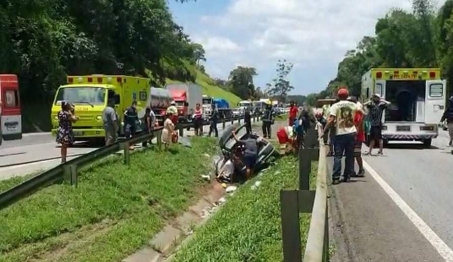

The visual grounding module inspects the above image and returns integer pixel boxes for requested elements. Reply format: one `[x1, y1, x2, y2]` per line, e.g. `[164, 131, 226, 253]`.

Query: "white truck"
[361, 68, 446, 147]
[165, 83, 203, 122]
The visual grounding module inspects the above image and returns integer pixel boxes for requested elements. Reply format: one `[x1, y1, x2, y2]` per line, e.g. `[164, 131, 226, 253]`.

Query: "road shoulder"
[327, 158, 444, 262]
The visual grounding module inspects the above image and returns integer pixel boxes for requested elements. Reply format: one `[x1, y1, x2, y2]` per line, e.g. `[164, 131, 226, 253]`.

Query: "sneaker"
[350, 171, 358, 177]
[332, 178, 341, 185]
[377, 151, 383, 156]
[341, 176, 351, 183]
[357, 169, 365, 177]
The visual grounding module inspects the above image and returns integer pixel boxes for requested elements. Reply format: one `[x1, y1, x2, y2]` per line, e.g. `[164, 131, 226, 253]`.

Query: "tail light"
[429, 72, 435, 78]
[420, 125, 434, 131]
[376, 72, 382, 78]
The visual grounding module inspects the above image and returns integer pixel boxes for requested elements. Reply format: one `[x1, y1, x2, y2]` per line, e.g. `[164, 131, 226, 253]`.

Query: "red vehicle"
[0, 74, 22, 141]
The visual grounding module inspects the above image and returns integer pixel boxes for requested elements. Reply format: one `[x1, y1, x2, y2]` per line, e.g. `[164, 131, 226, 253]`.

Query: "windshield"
[202, 98, 212, 105]
[175, 101, 185, 107]
[54, 87, 106, 106]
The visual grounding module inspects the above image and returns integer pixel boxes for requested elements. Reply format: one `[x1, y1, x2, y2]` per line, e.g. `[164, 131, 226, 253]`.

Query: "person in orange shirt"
[288, 101, 298, 126]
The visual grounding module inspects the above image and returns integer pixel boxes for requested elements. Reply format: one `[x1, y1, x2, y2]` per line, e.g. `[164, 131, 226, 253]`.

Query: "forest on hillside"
[305, 0, 453, 105]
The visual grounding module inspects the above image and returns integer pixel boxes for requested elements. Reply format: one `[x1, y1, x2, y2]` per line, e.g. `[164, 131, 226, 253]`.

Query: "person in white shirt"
[320, 88, 364, 184]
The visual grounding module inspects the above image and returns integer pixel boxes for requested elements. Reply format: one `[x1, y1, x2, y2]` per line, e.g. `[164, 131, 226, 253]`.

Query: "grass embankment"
[167, 66, 241, 106]
[173, 156, 318, 262]
[0, 137, 217, 262]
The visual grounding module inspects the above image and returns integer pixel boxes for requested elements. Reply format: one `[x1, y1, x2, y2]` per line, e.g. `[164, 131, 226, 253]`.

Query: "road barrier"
[280, 124, 330, 262]
[0, 115, 260, 210]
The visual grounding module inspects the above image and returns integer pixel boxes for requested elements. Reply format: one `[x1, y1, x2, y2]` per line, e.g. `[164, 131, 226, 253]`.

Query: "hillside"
[166, 66, 241, 106]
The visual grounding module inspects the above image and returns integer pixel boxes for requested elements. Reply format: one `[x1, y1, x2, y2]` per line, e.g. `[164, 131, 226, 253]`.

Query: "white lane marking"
[363, 160, 453, 261]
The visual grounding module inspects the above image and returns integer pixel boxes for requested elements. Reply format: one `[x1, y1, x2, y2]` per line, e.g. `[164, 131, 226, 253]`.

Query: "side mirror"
[114, 94, 120, 104]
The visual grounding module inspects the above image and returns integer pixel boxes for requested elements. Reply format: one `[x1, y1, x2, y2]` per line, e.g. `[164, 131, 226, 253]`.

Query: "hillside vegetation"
[306, 0, 453, 104]
[0, 0, 239, 132]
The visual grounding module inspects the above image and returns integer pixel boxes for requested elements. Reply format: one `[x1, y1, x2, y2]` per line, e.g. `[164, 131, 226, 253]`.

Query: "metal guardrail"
[280, 124, 330, 262]
[0, 115, 257, 210]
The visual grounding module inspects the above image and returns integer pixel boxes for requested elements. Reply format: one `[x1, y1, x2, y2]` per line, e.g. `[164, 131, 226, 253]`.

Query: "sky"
[168, 0, 445, 96]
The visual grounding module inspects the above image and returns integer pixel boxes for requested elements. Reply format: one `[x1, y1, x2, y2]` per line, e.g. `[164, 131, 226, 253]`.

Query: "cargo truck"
[148, 87, 172, 126]
[166, 83, 202, 122]
[0, 74, 22, 142]
[361, 68, 446, 147]
[51, 75, 150, 144]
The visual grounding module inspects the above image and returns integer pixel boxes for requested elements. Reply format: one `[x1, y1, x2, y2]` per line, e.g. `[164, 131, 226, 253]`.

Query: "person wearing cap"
[167, 101, 178, 124]
[364, 94, 390, 155]
[347, 96, 365, 176]
[320, 87, 363, 184]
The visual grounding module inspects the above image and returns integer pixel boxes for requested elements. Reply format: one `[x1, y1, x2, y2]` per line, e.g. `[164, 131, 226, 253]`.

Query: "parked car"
[216, 123, 278, 183]
[231, 108, 243, 118]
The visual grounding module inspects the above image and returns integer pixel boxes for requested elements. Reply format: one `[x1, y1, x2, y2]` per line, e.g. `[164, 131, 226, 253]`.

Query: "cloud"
[188, 0, 446, 94]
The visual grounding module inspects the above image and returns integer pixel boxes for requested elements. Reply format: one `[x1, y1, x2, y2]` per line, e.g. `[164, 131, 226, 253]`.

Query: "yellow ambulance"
[51, 75, 150, 144]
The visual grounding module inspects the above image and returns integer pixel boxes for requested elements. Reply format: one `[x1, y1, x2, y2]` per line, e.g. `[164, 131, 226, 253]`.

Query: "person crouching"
[277, 126, 296, 154]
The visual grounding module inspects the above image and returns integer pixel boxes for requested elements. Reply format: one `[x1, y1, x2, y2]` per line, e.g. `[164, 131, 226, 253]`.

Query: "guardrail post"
[231, 118, 234, 125]
[238, 117, 241, 124]
[122, 142, 130, 165]
[280, 190, 302, 262]
[63, 164, 78, 187]
[222, 118, 226, 129]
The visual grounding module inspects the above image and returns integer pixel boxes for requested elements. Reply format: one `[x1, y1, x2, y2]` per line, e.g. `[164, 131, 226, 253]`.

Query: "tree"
[228, 66, 257, 99]
[0, 0, 206, 132]
[265, 60, 294, 102]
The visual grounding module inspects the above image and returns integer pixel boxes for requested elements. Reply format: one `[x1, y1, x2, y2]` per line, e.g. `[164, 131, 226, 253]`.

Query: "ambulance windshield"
[54, 87, 106, 106]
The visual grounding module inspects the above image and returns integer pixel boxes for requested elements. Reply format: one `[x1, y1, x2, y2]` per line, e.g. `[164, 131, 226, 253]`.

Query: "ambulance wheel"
[423, 139, 432, 148]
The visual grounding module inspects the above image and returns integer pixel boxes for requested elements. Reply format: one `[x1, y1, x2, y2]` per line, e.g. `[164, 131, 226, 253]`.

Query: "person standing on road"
[124, 100, 139, 150]
[321, 88, 360, 184]
[262, 102, 274, 138]
[102, 99, 118, 146]
[347, 96, 365, 177]
[440, 96, 453, 146]
[193, 103, 203, 136]
[208, 103, 219, 137]
[289, 101, 298, 126]
[364, 94, 390, 156]
[244, 106, 252, 134]
[57, 101, 79, 163]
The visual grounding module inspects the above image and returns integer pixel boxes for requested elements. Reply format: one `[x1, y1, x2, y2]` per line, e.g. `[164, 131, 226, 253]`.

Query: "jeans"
[332, 133, 355, 179]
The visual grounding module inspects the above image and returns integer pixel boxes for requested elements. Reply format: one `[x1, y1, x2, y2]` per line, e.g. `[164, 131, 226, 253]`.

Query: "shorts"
[277, 129, 289, 144]
[354, 141, 362, 156]
[244, 154, 257, 169]
[104, 127, 117, 145]
[369, 126, 382, 140]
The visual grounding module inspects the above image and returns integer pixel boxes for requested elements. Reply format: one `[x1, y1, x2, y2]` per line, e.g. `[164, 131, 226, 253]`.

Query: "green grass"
[0, 137, 218, 262]
[172, 156, 318, 262]
[166, 66, 241, 106]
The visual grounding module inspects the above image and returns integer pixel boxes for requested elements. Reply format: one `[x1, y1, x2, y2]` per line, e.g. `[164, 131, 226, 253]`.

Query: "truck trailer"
[166, 83, 202, 122]
[361, 68, 446, 147]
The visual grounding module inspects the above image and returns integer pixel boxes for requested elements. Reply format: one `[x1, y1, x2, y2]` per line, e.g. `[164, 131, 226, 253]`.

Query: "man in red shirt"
[288, 101, 298, 126]
[348, 96, 365, 176]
